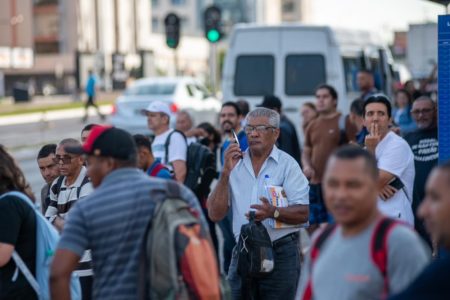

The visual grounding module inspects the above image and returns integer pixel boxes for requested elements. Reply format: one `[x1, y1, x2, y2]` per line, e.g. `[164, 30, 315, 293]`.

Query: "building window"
[171, 0, 186, 5]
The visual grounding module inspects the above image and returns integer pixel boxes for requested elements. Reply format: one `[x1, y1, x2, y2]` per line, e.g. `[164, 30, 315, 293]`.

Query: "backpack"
[0, 191, 81, 300]
[148, 162, 171, 178]
[237, 211, 275, 299]
[301, 217, 399, 300]
[138, 180, 227, 300]
[51, 175, 90, 199]
[165, 130, 217, 193]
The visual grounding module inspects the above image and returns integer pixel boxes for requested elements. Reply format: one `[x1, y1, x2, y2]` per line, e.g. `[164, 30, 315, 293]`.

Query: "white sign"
[0, 47, 11, 68]
[12, 48, 34, 69]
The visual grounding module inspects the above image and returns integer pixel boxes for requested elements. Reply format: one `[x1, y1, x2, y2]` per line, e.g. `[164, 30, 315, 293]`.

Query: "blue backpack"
[0, 191, 81, 300]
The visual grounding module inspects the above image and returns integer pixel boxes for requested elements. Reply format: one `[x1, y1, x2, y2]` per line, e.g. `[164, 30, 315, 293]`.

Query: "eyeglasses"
[411, 108, 433, 116]
[244, 125, 276, 134]
[53, 155, 75, 164]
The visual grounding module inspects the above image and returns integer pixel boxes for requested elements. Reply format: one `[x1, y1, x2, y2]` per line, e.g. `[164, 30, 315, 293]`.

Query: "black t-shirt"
[404, 127, 438, 209]
[278, 115, 301, 165]
[0, 194, 37, 300]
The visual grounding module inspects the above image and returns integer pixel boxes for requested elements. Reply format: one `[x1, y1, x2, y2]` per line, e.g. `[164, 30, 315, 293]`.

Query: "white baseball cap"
[143, 101, 171, 118]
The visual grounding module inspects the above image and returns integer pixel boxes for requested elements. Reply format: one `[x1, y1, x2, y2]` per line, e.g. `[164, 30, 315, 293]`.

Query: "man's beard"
[221, 120, 234, 133]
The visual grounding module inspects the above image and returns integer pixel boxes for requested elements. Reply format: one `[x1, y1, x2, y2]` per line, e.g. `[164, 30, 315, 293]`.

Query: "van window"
[285, 54, 326, 96]
[234, 55, 274, 96]
[343, 57, 362, 93]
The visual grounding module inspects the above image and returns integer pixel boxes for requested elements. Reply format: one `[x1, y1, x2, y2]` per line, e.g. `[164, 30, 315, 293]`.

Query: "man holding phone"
[208, 107, 309, 299]
[363, 95, 415, 225]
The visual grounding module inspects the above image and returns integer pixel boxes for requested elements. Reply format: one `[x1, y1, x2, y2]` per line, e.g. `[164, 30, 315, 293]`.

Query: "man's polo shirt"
[228, 146, 309, 242]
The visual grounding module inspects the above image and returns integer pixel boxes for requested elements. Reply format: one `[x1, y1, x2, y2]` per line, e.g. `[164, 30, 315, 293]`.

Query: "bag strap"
[12, 251, 41, 297]
[149, 163, 166, 177]
[371, 217, 398, 298]
[51, 176, 65, 199]
[164, 130, 187, 165]
[301, 223, 337, 300]
[76, 175, 90, 198]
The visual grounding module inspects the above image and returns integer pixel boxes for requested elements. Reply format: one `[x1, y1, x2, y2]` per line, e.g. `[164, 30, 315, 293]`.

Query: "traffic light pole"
[174, 49, 179, 76]
[210, 43, 217, 95]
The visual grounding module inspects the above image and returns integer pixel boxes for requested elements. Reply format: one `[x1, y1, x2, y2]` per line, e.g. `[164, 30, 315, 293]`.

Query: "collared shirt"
[229, 146, 309, 242]
[57, 168, 202, 299]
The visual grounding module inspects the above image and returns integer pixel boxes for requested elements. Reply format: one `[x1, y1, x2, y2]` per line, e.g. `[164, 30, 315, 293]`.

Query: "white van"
[222, 24, 395, 141]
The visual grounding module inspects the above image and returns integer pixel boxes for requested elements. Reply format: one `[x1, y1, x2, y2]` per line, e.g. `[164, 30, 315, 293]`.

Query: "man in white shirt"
[208, 107, 309, 299]
[144, 101, 187, 183]
[364, 95, 415, 225]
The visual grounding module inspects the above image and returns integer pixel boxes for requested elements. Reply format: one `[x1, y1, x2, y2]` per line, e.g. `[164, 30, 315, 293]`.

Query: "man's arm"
[207, 143, 242, 222]
[207, 173, 230, 222]
[250, 198, 309, 224]
[301, 146, 315, 179]
[50, 249, 81, 300]
[172, 160, 187, 183]
[0, 243, 14, 267]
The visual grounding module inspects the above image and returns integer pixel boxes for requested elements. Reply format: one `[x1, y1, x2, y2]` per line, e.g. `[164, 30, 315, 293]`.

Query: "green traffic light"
[207, 29, 220, 42]
[167, 39, 177, 48]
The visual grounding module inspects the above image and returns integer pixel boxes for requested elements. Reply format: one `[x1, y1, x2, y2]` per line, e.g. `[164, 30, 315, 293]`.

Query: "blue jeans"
[227, 235, 301, 300]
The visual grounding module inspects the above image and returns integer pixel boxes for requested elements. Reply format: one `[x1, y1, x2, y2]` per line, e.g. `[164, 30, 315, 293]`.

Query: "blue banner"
[438, 15, 450, 163]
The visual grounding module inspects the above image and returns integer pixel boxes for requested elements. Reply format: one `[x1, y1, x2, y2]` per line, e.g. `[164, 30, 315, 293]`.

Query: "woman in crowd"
[0, 145, 37, 300]
[393, 89, 416, 134]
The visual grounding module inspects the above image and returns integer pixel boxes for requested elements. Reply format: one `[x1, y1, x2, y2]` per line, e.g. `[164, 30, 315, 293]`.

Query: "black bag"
[164, 130, 217, 194]
[237, 211, 275, 278]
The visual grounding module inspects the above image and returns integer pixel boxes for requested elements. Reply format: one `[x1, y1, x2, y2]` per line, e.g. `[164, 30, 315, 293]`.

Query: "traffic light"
[204, 5, 222, 43]
[164, 13, 180, 49]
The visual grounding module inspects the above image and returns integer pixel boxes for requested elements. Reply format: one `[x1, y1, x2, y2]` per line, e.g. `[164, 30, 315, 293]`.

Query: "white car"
[110, 77, 221, 135]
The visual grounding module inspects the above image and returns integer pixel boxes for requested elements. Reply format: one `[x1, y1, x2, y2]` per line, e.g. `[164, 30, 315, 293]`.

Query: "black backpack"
[165, 130, 217, 195]
[237, 211, 275, 298]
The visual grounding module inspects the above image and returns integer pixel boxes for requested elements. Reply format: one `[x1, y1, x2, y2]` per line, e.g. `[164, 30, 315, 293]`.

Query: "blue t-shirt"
[86, 75, 96, 97]
[146, 160, 172, 179]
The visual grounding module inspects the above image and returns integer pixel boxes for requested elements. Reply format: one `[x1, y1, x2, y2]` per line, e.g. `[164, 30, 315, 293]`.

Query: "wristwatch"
[273, 208, 280, 219]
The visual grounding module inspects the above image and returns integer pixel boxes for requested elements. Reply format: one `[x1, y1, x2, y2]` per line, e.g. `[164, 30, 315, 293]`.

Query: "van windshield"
[285, 54, 326, 96]
[234, 55, 274, 96]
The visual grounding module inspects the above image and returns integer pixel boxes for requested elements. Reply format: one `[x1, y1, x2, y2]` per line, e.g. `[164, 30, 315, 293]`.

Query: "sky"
[306, 0, 445, 42]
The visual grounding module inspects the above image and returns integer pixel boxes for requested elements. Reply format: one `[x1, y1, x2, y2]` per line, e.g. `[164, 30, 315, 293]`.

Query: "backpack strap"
[148, 163, 165, 177]
[301, 224, 337, 300]
[51, 176, 65, 199]
[164, 130, 187, 165]
[76, 175, 91, 198]
[11, 251, 41, 297]
[371, 217, 398, 298]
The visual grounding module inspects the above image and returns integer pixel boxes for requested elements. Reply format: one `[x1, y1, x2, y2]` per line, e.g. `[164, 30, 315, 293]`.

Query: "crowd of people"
[0, 69, 448, 300]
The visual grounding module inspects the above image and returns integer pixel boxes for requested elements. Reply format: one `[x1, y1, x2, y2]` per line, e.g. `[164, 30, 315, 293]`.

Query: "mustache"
[221, 120, 234, 129]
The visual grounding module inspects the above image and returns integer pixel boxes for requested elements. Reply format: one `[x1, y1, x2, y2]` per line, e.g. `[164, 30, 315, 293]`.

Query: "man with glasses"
[404, 96, 438, 246]
[45, 138, 93, 300]
[208, 107, 309, 299]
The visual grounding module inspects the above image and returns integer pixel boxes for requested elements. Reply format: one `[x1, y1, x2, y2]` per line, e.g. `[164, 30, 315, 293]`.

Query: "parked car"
[110, 77, 221, 135]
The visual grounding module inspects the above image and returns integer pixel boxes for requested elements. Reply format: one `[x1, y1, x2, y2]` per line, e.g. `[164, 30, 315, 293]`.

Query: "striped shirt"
[57, 168, 201, 300]
[45, 166, 94, 277]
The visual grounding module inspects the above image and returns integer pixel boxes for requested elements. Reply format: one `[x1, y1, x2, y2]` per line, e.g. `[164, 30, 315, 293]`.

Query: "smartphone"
[388, 177, 404, 190]
[232, 129, 240, 148]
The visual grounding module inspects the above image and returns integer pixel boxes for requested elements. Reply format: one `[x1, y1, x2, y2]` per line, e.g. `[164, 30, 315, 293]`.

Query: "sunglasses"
[53, 155, 76, 164]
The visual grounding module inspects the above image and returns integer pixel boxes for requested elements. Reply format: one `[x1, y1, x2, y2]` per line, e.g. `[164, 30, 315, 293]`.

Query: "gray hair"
[246, 107, 280, 128]
[414, 96, 436, 109]
[59, 138, 81, 147]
